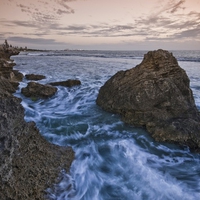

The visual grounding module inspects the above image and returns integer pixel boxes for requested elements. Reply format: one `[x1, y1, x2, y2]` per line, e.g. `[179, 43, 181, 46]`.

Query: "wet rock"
[25, 73, 46, 80]
[96, 49, 200, 151]
[49, 79, 81, 87]
[21, 81, 57, 99]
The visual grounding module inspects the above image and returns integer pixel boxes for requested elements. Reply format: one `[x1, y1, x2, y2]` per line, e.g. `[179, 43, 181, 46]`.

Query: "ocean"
[13, 50, 200, 200]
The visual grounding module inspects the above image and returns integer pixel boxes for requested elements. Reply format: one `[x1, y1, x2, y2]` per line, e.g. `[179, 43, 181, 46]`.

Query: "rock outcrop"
[96, 49, 200, 151]
[0, 46, 23, 90]
[0, 43, 74, 199]
[25, 73, 46, 80]
[49, 79, 81, 87]
[21, 81, 58, 99]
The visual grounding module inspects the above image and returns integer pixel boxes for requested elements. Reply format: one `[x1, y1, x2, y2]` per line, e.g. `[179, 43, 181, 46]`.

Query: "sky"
[0, 0, 200, 50]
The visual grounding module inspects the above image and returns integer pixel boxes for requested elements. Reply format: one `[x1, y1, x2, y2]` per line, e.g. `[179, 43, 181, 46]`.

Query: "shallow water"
[13, 50, 200, 200]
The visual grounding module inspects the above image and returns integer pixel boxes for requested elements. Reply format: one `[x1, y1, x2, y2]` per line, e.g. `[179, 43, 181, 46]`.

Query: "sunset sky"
[0, 0, 200, 50]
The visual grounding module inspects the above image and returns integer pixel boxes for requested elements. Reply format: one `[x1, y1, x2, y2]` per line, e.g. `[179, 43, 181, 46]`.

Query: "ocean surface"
[13, 50, 200, 200]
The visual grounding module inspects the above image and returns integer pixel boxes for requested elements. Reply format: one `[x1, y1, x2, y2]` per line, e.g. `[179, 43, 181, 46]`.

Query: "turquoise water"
[13, 50, 200, 200]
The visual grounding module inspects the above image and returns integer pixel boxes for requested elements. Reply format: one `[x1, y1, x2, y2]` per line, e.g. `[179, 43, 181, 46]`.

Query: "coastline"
[0, 45, 74, 199]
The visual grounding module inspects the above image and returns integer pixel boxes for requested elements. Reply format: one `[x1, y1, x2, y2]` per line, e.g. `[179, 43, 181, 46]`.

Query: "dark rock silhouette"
[25, 73, 46, 80]
[21, 81, 57, 99]
[0, 43, 74, 199]
[96, 49, 200, 151]
[49, 79, 81, 87]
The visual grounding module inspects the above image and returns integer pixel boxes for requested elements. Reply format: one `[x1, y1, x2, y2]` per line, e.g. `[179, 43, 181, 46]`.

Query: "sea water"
[13, 50, 200, 200]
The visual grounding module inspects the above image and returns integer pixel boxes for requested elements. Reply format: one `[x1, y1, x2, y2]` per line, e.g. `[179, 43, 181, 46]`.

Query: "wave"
[19, 50, 200, 63]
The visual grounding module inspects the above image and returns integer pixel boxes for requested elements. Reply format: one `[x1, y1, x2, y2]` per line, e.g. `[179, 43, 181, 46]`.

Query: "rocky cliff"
[96, 49, 200, 151]
[0, 44, 74, 199]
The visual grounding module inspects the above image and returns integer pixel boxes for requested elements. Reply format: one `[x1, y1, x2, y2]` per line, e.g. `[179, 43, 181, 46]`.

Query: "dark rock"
[0, 76, 16, 94]
[0, 46, 23, 90]
[96, 49, 200, 151]
[0, 89, 74, 199]
[21, 81, 57, 99]
[25, 73, 46, 80]
[49, 79, 81, 87]
[12, 70, 24, 82]
[0, 44, 74, 199]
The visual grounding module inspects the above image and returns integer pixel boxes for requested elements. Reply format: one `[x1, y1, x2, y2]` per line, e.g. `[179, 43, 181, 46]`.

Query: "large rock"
[21, 81, 57, 99]
[0, 85, 74, 199]
[96, 49, 200, 151]
[0, 44, 74, 199]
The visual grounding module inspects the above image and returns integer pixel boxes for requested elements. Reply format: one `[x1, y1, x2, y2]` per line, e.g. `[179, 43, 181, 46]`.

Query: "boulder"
[96, 49, 200, 151]
[49, 79, 81, 87]
[21, 82, 57, 99]
[25, 73, 46, 80]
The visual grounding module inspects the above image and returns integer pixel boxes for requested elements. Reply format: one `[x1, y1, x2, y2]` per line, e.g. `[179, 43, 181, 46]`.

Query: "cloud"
[129, 0, 200, 42]
[174, 27, 200, 39]
[14, 0, 76, 25]
[170, 0, 185, 13]
[0, 18, 40, 29]
[155, 0, 185, 15]
[57, 9, 74, 15]
[17, 3, 30, 13]
[56, 0, 75, 14]
[8, 36, 65, 45]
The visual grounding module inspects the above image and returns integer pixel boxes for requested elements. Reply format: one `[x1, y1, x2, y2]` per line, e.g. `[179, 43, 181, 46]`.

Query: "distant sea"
[13, 50, 200, 200]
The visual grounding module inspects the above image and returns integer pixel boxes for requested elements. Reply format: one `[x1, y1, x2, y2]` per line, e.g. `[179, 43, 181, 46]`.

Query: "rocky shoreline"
[0, 44, 74, 199]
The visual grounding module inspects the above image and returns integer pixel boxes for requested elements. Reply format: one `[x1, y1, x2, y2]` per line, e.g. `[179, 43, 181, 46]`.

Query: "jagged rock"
[0, 44, 74, 199]
[96, 49, 200, 151]
[21, 81, 57, 99]
[25, 73, 46, 80]
[49, 79, 81, 87]
[0, 46, 23, 88]
[0, 87, 74, 199]
[0, 76, 16, 94]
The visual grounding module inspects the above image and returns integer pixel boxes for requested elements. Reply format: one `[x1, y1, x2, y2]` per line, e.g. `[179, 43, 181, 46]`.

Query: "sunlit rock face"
[97, 49, 200, 151]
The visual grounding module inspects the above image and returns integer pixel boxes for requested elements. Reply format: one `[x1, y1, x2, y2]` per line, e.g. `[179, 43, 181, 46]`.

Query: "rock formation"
[96, 49, 200, 151]
[25, 73, 46, 80]
[0, 46, 23, 90]
[21, 81, 58, 99]
[49, 79, 81, 87]
[0, 43, 74, 199]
